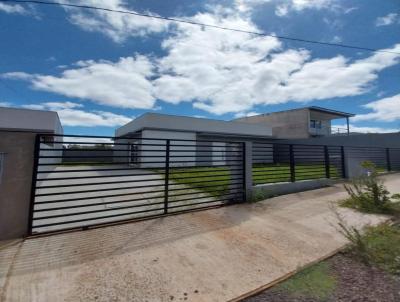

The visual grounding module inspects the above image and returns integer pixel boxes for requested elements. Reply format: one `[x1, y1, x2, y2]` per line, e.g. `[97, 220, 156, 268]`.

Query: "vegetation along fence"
[29, 134, 400, 235]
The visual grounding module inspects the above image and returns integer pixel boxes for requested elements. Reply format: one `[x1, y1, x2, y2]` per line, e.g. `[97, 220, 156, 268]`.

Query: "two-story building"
[234, 106, 354, 139]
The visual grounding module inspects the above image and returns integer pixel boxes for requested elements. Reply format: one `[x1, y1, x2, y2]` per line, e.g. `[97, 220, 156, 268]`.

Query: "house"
[114, 112, 274, 167]
[0, 106, 63, 135]
[234, 106, 355, 139]
[114, 107, 358, 167]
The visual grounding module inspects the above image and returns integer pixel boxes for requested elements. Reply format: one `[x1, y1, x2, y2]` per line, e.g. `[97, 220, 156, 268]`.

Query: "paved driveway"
[33, 165, 218, 233]
[1, 174, 399, 302]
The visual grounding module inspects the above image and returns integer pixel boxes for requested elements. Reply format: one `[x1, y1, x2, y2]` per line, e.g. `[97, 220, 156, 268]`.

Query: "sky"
[0, 0, 399, 136]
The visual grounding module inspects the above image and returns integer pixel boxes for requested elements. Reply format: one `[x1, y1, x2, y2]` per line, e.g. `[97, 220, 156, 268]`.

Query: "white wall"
[141, 130, 196, 168]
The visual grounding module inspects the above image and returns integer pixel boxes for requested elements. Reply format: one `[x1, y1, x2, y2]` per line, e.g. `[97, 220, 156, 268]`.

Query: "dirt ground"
[243, 252, 400, 302]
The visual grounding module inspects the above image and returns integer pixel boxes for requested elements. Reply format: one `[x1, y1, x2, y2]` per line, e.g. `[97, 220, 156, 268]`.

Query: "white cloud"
[0, 101, 12, 107]
[153, 9, 400, 115]
[234, 111, 261, 118]
[330, 35, 342, 43]
[62, 0, 168, 43]
[5, 55, 156, 110]
[375, 13, 399, 27]
[0, 3, 28, 14]
[22, 102, 132, 127]
[334, 124, 399, 134]
[3, 7, 400, 116]
[353, 94, 400, 123]
[275, 0, 338, 16]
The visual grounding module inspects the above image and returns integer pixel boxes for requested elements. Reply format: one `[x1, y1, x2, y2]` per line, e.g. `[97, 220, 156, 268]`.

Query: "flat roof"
[0, 106, 63, 133]
[116, 113, 273, 138]
[308, 106, 355, 117]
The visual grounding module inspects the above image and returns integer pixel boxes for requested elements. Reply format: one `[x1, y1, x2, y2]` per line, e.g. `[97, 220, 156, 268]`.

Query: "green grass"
[346, 223, 400, 275]
[169, 167, 233, 198]
[275, 262, 337, 300]
[253, 163, 339, 185]
[168, 163, 339, 199]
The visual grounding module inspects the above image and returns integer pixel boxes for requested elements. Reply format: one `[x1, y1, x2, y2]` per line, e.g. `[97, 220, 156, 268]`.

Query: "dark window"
[310, 120, 322, 129]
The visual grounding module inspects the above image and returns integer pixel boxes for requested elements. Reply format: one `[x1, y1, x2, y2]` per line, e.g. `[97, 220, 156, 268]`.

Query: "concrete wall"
[282, 132, 400, 148]
[0, 107, 63, 134]
[0, 131, 36, 240]
[140, 130, 196, 168]
[236, 108, 311, 139]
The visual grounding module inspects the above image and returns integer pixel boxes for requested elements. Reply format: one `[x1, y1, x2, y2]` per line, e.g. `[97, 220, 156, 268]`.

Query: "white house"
[114, 113, 274, 167]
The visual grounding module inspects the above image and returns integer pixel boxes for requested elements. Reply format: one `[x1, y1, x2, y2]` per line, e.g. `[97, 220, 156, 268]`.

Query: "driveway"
[34, 165, 219, 233]
[1, 174, 400, 302]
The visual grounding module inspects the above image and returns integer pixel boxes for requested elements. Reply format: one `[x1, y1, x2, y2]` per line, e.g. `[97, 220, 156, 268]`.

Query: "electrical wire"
[1, 0, 399, 55]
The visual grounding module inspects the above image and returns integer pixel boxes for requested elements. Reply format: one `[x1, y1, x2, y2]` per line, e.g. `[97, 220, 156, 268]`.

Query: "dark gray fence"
[252, 143, 344, 185]
[29, 134, 400, 235]
[29, 134, 245, 235]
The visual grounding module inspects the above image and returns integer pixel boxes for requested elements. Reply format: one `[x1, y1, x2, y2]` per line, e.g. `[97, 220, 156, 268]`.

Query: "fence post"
[324, 145, 330, 178]
[340, 146, 346, 178]
[164, 139, 170, 214]
[28, 134, 41, 236]
[243, 141, 253, 202]
[386, 148, 391, 172]
[289, 144, 295, 182]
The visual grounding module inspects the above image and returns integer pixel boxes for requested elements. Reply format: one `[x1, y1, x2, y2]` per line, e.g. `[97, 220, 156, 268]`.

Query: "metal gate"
[29, 134, 245, 235]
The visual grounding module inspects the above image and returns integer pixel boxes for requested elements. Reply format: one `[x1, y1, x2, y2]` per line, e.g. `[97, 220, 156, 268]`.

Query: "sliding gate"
[29, 134, 245, 235]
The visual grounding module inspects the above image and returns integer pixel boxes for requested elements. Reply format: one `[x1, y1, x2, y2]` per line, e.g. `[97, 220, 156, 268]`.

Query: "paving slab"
[1, 174, 399, 302]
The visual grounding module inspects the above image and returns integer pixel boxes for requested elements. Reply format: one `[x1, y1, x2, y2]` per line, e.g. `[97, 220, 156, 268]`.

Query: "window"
[310, 120, 322, 129]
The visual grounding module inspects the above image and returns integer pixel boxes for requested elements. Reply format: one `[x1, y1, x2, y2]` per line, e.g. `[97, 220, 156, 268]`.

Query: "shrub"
[341, 161, 399, 215]
[337, 219, 400, 275]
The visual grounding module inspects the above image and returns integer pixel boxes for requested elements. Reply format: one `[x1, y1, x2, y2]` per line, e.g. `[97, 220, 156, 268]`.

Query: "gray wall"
[0, 131, 36, 240]
[282, 132, 400, 148]
[236, 108, 311, 139]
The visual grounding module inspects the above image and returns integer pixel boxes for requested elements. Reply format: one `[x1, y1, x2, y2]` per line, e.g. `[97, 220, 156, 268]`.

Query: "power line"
[2, 0, 400, 55]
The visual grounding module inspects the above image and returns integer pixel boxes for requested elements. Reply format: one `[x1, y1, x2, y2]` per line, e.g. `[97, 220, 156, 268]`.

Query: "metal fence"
[252, 143, 344, 185]
[29, 134, 245, 235]
[29, 134, 400, 235]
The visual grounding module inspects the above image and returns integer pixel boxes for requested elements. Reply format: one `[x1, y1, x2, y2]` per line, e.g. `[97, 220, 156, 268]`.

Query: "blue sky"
[0, 0, 399, 136]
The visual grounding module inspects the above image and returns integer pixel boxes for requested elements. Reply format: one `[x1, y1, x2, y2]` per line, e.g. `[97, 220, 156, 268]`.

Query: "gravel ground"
[243, 253, 400, 302]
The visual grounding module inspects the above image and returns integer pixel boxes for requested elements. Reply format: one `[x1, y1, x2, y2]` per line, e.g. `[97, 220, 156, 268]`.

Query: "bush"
[341, 161, 400, 215]
[338, 220, 400, 275]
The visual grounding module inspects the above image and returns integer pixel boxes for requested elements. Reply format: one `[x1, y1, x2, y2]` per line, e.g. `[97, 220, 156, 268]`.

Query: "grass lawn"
[169, 167, 234, 199]
[274, 262, 336, 300]
[253, 163, 339, 185]
[168, 163, 340, 198]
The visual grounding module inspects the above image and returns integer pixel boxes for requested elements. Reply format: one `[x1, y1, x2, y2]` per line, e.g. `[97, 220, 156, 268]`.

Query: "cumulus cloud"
[275, 0, 338, 16]
[353, 94, 400, 123]
[3, 8, 400, 116]
[5, 55, 156, 110]
[62, 0, 168, 43]
[375, 13, 399, 27]
[22, 102, 132, 127]
[153, 9, 400, 115]
[0, 3, 28, 14]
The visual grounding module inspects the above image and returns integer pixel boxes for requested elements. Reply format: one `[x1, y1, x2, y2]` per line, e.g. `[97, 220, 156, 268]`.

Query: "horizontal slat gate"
[29, 135, 245, 235]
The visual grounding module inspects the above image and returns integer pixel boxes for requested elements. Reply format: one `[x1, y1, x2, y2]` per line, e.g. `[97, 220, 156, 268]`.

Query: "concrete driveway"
[34, 165, 219, 233]
[1, 174, 399, 302]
